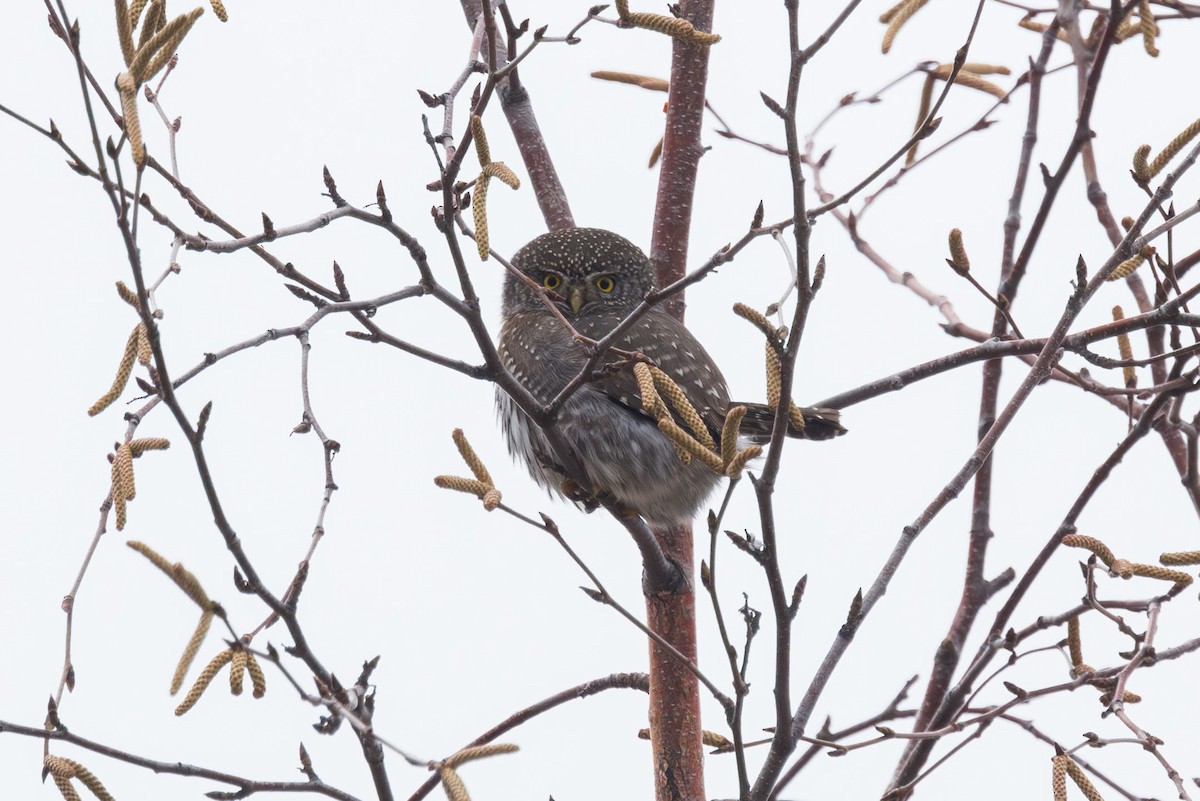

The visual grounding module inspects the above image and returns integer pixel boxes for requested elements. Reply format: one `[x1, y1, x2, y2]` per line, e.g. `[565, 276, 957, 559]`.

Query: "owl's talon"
[561, 479, 601, 513]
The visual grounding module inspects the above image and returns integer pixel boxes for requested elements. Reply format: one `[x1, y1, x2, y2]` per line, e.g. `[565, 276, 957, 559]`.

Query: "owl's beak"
[569, 285, 586, 314]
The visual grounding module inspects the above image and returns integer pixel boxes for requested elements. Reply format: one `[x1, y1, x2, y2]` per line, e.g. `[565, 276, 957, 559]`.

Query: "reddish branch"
[642, 3, 718, 801]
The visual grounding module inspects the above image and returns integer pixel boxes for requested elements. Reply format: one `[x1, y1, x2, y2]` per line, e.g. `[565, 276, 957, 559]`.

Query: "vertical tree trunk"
[647, 3, 717, 801]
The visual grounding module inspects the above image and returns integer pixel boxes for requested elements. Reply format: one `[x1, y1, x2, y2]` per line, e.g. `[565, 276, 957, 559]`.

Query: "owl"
[496, 228, 844, 527]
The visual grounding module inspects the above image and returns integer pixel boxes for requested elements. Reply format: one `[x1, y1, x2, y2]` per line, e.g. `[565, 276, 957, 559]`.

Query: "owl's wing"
[579, 310, 730, 443]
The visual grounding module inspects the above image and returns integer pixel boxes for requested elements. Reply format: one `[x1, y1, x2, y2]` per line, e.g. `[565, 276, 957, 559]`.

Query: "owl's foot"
[591, 488, 642, 521]
[561, 479, 601, 514]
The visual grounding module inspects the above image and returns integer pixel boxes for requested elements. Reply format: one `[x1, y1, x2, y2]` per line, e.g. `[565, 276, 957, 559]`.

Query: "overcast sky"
[2, 2, 1199, 800]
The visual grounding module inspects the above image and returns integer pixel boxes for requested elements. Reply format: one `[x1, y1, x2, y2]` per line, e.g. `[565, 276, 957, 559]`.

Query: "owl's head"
[503, 228, 656, 317]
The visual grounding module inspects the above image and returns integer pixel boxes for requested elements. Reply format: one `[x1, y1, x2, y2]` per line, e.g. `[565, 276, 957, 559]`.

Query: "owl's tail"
[732, 403, 846, 443]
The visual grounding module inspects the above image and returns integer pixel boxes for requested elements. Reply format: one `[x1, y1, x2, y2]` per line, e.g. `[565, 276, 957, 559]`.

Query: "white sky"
[2, 2, 1199, 800]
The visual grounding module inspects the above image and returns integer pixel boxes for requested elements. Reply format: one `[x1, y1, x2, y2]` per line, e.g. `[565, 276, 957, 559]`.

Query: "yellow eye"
[542, 274, 561, 290]
[595, 276, 615, 293]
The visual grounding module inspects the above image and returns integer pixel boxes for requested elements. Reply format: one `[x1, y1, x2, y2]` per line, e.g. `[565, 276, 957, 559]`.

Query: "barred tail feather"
[732, 402, 846, 442]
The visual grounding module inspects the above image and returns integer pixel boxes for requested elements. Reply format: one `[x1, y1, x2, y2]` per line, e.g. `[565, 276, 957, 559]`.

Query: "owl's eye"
[595, 276, 615, 293]
[542, 274, 561, 290]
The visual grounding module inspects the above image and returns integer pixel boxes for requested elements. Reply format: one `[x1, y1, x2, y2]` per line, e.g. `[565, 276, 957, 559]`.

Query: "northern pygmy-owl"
[496, 228, 844, 526]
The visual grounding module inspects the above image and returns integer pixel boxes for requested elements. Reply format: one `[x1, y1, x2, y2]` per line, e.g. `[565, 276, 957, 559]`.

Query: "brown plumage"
[496, 228, 844, 525]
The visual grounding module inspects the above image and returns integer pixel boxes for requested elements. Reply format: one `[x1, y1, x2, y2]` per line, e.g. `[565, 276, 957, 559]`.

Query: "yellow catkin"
[171, 608, 213, 694]
[138, 0, 164, 49]
[173, 564, 210, 606]
[88, 321, 140, 416]
[115, 280, 140, 308]
[1160, 550, 1200, 566]
[127, 540, 212, 608]
[907, 74, 935, 165]
[633, 362, 665, 418]
[1107, 248, 1152, 281]
[590, 71, 669, 92]
[1067, 616, 1084, 668]
[932, 64, 1006, 98]
[961, 63, 1011, 76]
[129, 437, 170, 455]
[879, 0, 907, 23]
[46, 756, 115, 801]
[136, 323, 152, 366]
[245, 651, 266, 698]
[113, 493, 129, 532]
[470, 115, 490, 166]
[787, 401, 808, 435]
[725, 445, 762, 479]
[648, 137, 664, 168]
[651, 366, 715, 450]
[114, 443, 136, 500]
[1128, 562, 1193, 589]
[1051, 755, 1068, 801]
[1061, 534, 1116, 567]
[948, 228, 970, 275]
[1099, 690, 1141, 705]
[127, 0, 150, 29]
[1113, 16, 1140, 42]
[175, 648, 233, 715]
[116, 0, 136, 67]
[732, 302, 780, 340]
[229, 649, 247, 695]
[438, 766, 471, 801]
[765, 342, 782, 409]
[117, 71, 145, 165]
[451, 429, 493, 486]
[721, 406, 746, 468]
[1139, 0, 1159, 57]
[209, 0, 228, 22]
[1111, 306, 1136, 388]
[52, 775, 82, 801]
[434, 475, 492, 498]
[71, 764, 114, 801]
[472, 174, 490, 260]
[1108, 558, 1135, 579]
[658, 418, 723, 472]
[1148, 119, 1200, 178]
[481, 488, 502, 511]
[1018, 17, 1071, 43]
[1063, 755, 1106, 801]
[1132, 144, 1152, 180]
[881, 0, 929, 53]
[625, 11, 720, 44]
[703, 730, 734, 750]
[442, 743, 520, 769]
[481, 161, 520, 189]
[129, 7, 205, 85]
